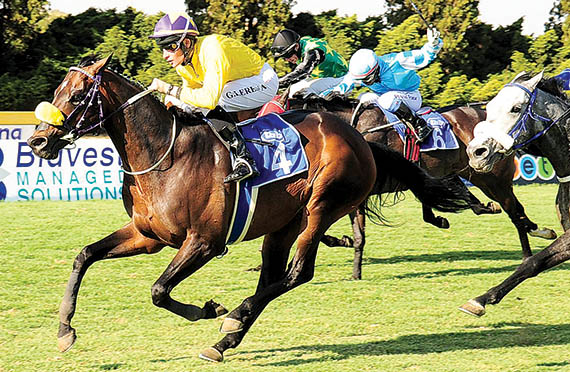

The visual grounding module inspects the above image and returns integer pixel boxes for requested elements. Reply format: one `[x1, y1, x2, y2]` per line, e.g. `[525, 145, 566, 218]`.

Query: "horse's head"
[27, 55, 113, 159]
[467, 71, 545, 173]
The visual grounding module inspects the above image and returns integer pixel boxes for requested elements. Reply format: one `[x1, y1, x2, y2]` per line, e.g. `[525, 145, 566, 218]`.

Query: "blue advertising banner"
[0, 124, 124, 201]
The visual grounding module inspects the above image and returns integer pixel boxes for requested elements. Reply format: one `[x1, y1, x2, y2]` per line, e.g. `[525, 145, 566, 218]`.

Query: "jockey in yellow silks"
[147, 12, 279, 183]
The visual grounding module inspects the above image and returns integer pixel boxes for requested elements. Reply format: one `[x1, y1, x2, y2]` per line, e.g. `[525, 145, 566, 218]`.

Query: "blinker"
[34, 101, 65, 126]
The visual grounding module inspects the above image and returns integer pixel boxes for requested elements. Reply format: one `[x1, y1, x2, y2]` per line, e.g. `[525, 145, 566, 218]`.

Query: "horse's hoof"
[529, 228, 557, 240]
[57, 329, 76, 352]
[199, 347, 224, 362]
[203, 300, 228, 319]
[438, 218, 450, 229]
[219, 317, 244, 334]
[458, 299, 486, 317]
[488, 202, 502, 214]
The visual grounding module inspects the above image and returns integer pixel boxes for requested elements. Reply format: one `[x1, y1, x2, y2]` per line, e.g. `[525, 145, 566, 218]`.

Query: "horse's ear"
[523, 70, 544, 91]
[511, 71, 527, 83]
[91, 54, 113, 74]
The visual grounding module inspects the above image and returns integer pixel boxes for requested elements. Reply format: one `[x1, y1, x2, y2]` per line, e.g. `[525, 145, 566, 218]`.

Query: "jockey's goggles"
[360, 67, 379, 86]
[163, 41, 182, 53]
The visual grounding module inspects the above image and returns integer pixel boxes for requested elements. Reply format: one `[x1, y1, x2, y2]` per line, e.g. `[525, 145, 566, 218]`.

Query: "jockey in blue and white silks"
[322, 28, 443, 142]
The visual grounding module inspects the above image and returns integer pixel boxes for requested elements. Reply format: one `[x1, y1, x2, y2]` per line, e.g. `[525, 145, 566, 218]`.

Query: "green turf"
[1, 184, 569, 371]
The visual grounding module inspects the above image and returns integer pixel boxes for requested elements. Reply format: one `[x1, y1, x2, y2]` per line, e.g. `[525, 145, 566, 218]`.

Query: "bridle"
[59, 66, 154, 143]
[59, 66, 177, 176]
[503, 82, 570, 151]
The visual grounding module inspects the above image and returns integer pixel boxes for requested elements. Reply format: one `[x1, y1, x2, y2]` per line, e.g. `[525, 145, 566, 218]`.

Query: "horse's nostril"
[474, 147, 487, 158]
[29, 136, 47, 149]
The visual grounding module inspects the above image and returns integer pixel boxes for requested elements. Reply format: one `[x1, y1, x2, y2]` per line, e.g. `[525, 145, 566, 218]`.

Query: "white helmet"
[349, 49, 379, 81]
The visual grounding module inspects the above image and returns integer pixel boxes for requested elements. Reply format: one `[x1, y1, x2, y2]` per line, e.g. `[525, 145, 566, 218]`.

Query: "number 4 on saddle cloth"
[225, 113, 309, 245]
[379, 106, 459, 162]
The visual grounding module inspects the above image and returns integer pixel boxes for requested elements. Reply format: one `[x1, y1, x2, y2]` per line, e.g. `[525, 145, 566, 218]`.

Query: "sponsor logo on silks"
[0, 147, 7, 201]
[260, 129, 285, 142]
[225, 84, 268, 99]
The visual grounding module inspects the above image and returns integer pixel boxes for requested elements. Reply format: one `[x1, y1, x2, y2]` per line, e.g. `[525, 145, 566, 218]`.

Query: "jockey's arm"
[393, 37, 443, 70]
[320, 74, 355, 99]
[279, 48, 325, 87]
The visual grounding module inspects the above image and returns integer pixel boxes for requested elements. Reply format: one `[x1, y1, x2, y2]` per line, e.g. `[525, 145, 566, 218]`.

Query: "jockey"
[147, 12, 279, 183]
[270, 29, 348, 98]
[321, 28, 443, 142]
[554, 69, 570, 90]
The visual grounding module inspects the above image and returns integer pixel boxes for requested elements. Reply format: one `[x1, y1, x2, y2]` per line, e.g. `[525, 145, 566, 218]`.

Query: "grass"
[0, 183, 569, 372]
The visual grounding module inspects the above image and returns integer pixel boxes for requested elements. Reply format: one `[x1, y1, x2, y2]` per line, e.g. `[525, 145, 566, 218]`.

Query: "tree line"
[1, 0, 568, 110]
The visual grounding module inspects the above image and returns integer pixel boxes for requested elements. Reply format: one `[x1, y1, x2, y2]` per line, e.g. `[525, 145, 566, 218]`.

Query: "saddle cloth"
[226, 113, 309, 245]
[381, 106, 459, 151]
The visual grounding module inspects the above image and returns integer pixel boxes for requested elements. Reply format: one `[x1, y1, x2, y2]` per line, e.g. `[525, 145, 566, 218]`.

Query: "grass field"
[1, 183, 569, 372]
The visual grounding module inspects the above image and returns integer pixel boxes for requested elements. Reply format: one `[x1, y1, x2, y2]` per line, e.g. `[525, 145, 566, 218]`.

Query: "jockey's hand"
[321, 90, 342, 101]
[427, 27, 441, 47]
[148, 78, 169, 94]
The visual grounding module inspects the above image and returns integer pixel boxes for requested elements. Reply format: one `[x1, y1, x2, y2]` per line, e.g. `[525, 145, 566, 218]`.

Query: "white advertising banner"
[0, 125, 124, 201]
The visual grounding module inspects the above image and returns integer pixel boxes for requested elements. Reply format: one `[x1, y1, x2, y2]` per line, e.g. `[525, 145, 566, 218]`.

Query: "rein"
[62, 66, 177, 176]
[504, 83, 570, 150]
[61, 67, 154, 142]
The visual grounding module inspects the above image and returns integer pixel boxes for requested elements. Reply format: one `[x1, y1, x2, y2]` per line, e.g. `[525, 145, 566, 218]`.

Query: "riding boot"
[217, 125, 259, 183]
[394, 102, 433, 142]
[205, 106, 259, 183]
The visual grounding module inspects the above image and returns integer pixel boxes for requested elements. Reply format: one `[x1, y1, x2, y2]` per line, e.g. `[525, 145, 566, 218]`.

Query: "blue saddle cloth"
[226, 113, 309, 245]
[385, 107, 459, 151]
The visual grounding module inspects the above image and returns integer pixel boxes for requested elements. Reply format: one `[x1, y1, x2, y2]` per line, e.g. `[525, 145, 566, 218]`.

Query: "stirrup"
[414, 126, 433, 143]
[223, 158, 259, 183]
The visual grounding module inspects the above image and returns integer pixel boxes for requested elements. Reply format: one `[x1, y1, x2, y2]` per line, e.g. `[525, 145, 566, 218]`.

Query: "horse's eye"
[511, 105, 522, 114]
[69, 93, 85, 106]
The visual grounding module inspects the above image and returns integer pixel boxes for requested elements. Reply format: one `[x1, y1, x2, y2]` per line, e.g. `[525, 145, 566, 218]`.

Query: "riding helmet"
[149, 12, 199, 47]
[349, 49, 379, 81]
[271, 29, 300, 58]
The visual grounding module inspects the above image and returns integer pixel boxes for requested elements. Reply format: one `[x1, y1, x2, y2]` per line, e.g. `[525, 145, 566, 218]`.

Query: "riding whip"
[408, 0, 432, 30]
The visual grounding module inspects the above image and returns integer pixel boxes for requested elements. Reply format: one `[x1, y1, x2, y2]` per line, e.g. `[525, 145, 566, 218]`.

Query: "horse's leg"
[58, 222, 165, 352]
[320, 210, 355, 248]
[199, 212, 303, 362]
[352, 205, 366, 280]
[150, 232, 228, 323]
[422, 204, 450, 229]
[470, 175, 538, 259]
[206, 199, 347, 362]
[556, 183, 570, 231]
[459, 230, 570, 317]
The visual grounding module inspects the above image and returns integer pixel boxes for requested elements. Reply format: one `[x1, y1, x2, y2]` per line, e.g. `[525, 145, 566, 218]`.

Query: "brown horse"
[26, 56, 470, 362]
[294, 97, 555, 279]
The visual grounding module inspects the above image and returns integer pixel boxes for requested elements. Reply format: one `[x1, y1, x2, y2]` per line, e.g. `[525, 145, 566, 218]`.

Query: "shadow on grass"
[234, 322, 570, 367]
[365, 250, 526, 265]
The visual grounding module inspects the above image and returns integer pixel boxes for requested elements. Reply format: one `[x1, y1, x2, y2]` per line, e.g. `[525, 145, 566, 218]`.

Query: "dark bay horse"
[293, 96, 555, 279]
[26, 56, 470, 362]
[461, 72, 570, 316]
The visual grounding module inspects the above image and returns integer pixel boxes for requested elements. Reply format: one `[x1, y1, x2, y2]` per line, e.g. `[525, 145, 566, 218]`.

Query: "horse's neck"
[102, 74, 177, 174]
[442, 107, 484, 145]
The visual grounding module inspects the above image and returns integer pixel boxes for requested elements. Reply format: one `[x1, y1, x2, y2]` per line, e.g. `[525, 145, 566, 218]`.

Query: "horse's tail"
[367, 141, 471, 213]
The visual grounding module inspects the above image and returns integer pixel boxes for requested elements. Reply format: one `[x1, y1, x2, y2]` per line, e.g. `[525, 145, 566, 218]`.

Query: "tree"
[203, 0, 293, 56]
[0, 0, 49, 73]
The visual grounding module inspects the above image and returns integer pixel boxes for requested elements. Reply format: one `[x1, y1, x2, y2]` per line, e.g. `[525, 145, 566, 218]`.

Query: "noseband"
[504, 83, 570, 150]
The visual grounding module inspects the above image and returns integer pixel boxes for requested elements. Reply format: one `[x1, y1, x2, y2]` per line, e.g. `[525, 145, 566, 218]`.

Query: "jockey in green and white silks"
[271, 29, 348, 98]
[322, 28, 443, 142]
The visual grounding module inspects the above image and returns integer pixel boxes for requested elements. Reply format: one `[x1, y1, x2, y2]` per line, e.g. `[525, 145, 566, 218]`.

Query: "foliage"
[0, 0, 569, 110]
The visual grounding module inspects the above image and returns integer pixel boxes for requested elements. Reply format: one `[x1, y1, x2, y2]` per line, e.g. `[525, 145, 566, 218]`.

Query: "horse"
[289, 95, 555, 279]
[26, 55, 471, 362]
[460, 71, 570, 316]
